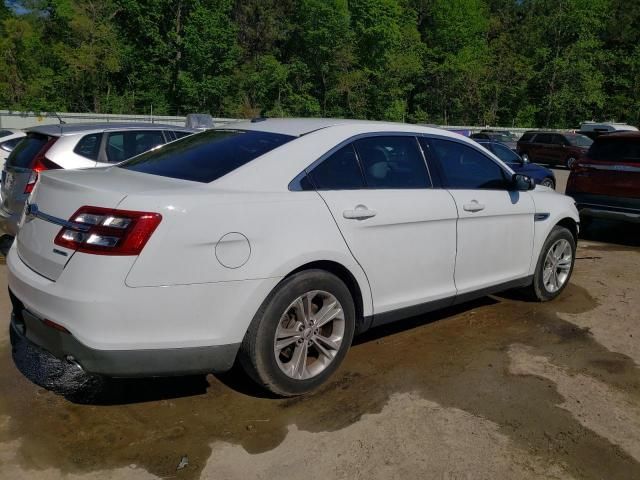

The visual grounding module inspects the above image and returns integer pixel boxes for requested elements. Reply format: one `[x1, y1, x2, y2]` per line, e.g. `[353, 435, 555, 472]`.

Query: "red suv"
[517, 131, 593, 168]
[566, 132, 640, 224]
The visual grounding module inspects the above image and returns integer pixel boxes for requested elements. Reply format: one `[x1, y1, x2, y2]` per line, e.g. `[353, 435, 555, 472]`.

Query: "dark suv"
[566, 132, 640, 224]
[517, 131, 593, 168]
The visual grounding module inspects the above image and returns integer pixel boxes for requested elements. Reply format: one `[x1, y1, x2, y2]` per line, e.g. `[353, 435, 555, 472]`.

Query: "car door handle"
[343, 205, 377, 220]
[463, 201, 485, 212]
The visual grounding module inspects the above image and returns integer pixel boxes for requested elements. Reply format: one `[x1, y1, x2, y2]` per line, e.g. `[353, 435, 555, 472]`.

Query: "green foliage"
[0, 0, 638, 127]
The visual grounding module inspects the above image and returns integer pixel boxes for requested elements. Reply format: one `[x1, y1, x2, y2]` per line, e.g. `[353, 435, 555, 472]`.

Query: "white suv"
[8, 118, 579, 396]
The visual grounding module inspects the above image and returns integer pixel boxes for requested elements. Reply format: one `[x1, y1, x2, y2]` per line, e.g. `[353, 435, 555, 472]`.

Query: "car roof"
[26, 122, 195, 137]
[218, 117, 410, 137]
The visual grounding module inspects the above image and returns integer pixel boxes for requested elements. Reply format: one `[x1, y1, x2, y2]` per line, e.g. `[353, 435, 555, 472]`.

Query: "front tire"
[566, 156, 577, 169]
[239, 270, 355, 396]
[525, 226, 576, 301]
[521, 153, 530, 163]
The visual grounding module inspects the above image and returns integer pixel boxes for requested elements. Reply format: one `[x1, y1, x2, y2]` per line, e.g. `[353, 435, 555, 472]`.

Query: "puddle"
[1, 283, 640, 479]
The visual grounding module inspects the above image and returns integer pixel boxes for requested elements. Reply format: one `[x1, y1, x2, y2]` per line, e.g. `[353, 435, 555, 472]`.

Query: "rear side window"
[588, 139, 640, 163]
[120, 129, 294, 183]
[354, 136, 430, 189]
[6, 133, 52, 168]
[309, 144, 365, 190]
[106, 130, 166, 163]
[73, 133, 103, 160]
[426, 138, 509, 190]
[519, 132, 535, 142]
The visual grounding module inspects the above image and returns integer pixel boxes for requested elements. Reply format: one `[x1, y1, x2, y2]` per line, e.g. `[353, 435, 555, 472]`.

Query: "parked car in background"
[517, 131, 593, 168]
[566, 131, 640, 225]
[473, 139, 556, 189]
[7, 118, 579, 396]
[0, 123, 195, 238]
[0, 129, 26, 170]
[470, 130, 518, 151]
[577, 122, 638, 140]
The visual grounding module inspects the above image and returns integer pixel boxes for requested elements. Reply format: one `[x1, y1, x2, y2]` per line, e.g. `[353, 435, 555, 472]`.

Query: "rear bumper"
[0, 204, 19, 236]
[570, 193, 640, 223]
[7, 245, 281, 377]
[9, 299, 240, 377]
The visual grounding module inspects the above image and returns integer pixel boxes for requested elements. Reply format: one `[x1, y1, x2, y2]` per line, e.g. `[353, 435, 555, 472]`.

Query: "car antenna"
[52, 112, 66, 125]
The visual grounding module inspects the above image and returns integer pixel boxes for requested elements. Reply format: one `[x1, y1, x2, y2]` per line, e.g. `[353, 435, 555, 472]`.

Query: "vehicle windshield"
[567, 134, 593, 148]
[120, 129, 295, 183]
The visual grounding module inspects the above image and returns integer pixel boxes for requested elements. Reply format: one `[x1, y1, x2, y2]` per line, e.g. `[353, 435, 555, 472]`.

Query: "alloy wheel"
[542, 239, 573, 293]
[273, 290, 345, 380]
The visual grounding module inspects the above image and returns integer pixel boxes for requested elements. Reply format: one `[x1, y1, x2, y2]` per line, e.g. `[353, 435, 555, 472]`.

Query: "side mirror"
[512, 173, 535, 191]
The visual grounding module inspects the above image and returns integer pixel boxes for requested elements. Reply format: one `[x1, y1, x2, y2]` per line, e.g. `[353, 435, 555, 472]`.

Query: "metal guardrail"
[0, 110, 572, 138]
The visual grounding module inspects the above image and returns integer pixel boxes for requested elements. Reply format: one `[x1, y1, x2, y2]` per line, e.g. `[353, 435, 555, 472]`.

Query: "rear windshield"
[588, 138, 640, 163]
[120, 129, 295, 183]
[6, 133, 51, 169]
[567, 134, 593, 147]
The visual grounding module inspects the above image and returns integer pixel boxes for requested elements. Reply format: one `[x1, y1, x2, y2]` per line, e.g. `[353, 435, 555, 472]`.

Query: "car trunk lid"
[15, 167, 187, 281]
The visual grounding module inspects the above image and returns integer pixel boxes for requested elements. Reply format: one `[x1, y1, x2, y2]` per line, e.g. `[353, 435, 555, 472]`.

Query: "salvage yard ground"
[0, 168, 638, 480]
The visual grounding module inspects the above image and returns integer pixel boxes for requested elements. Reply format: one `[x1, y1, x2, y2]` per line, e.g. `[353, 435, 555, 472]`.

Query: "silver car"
[0, 123, 195, 239]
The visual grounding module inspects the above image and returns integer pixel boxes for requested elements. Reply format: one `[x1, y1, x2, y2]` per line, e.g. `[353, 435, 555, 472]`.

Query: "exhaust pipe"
[65, 355, 84, 372]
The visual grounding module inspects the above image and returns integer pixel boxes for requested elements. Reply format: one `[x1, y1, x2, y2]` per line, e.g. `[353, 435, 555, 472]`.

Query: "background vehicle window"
[7, 133, 52, 168]
[173, 131, 192, 139]
[106, 130, 165, 163]
[427, 138, 509, 190]
[519, 132, 535, 142]
[567, 134, 593, 148]
[309, 144, 364, 190]
[589, 139, 640, 163]
[0, 137, 23, 152]
[354, 136, 430, 189]
[492, 143, 521, 163]
[120, 129, 294, 183]
[535, 133, 553, 144]
[73, 133, 103, 160]
[552, 134, 567, 145]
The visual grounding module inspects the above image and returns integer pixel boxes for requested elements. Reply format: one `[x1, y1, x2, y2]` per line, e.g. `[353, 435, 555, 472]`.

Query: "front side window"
[120, 129, 294, 183]
[519, 132, 535, 142]
[426, 138, 509, 190]
[354, 136, 430, 189]
[309, 144, 365, 190]
[106, 130, 166, 163]
[74, 133, 103, 160]
[567, 134, 593, 148]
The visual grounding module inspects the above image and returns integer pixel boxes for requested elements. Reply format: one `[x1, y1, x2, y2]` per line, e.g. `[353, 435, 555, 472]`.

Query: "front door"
[422, 137, 535, 295]
[309, 136, 459, 319]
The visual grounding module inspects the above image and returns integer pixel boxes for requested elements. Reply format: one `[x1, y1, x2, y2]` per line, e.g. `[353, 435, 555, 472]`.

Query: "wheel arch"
[286, 260, 369, 335]
[556, 217, 578, 243]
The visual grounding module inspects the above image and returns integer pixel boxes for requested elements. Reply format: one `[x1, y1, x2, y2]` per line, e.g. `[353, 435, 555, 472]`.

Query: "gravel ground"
[0, 172, 638, 479]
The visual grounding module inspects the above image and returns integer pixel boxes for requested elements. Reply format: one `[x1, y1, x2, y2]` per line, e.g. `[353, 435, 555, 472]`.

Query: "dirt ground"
[0, 173, 638, 479]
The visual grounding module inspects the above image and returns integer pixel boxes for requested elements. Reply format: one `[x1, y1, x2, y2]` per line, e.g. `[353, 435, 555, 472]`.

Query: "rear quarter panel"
[119, 189, 373, 316]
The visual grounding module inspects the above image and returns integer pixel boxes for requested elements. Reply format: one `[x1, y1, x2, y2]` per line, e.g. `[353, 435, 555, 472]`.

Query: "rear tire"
[523, 226, 576, 302]
[239, 270, 355, 396]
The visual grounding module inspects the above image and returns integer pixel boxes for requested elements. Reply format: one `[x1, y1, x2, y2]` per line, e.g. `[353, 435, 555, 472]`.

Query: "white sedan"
[7, 119, 579, 396]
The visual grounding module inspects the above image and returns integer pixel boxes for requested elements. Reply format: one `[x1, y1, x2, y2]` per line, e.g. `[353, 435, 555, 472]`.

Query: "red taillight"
[24, 138, 59, 194]
[54, 206, 162, 256]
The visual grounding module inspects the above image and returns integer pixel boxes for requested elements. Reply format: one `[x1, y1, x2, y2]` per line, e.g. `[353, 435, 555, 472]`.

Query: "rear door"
[422, 137, 535, 295]
[312, 135, 458, 320]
